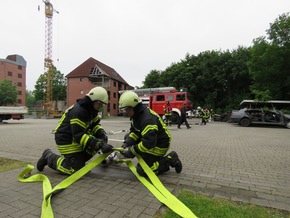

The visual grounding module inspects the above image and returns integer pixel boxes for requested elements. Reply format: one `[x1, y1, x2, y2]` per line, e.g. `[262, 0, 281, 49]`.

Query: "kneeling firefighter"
[118, 90, 182, 176]
[37, 87, 114, 175]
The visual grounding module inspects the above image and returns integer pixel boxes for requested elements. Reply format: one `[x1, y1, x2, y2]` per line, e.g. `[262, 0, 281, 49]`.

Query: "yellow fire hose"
[18, 148, 197, 218]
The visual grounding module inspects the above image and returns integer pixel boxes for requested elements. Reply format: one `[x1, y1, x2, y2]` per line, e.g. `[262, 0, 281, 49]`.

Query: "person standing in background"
[177, 102, 191, 129]
[163, 101, 172, 126]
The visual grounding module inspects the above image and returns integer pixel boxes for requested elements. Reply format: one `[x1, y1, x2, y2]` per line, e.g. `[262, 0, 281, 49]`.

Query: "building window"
[114, 81, 116, 87]
[113, 92, 116, 98]
[107, 103, 110, 112]
[18, 91, 22, 95]
[18, 99, 22, 104]
[8, 71, 12, 76]
[113, 103, 116, 109]
[18, 73, 22, 78]
[18, 82, 22, 87]
[108, 91, 110, 100]
[80, 78, 83, 82]
[18, 65, 22, 70]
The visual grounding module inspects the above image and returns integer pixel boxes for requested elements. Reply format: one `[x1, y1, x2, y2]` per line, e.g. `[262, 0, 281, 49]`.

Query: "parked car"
[186, 109, 199, 118]
[211, 111, 231, 122]
[229, 108, 290, 128]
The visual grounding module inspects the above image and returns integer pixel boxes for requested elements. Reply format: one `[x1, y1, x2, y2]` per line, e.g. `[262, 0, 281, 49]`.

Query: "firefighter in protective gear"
[37, 87, 114, 175]
[163, 101, 172, 126]
[197, 106, 209, 125]
[119, 90, 182, 176]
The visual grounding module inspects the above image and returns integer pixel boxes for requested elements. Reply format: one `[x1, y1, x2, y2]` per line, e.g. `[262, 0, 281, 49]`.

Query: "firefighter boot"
[167, 151, 182, 173]
[37, 149, 52, 171]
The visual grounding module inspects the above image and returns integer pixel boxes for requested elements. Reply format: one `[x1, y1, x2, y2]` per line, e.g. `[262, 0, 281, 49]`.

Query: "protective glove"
[121, 142, 130, 149]
[96, 129, 108, 143]
[121, 147, 135, 158]
[102, 134, 108, 143]
[100, 143, 114, 153]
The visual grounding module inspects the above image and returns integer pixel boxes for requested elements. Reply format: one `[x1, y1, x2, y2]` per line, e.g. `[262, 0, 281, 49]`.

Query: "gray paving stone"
[0, 118, 289, 217]
[250, 198, 271, 207]
[268, 200, 290, 212]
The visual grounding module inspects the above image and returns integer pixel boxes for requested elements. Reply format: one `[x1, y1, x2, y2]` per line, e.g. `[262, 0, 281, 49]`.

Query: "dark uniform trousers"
[135, 152, 171, 177]
[47, 151, 93, 175]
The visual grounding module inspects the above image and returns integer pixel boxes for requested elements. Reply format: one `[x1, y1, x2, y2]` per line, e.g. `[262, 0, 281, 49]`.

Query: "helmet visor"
[120, 106, 133, 117]
[95, 100, 107, 105]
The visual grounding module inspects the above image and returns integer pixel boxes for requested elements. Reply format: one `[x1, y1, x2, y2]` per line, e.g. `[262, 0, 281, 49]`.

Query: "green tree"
[223, 46, 252, 110]
[26, 90, 36, 108]
[52, 69, 67, 101]
[251, 89, 272, 102]
[0, 79, 18, 106]
[34, 73, 46, 101]
[267, 12, 290, 46]
[141, 13, 289, 112]
[142, 48, 252, 112]
[143, 69, 161, 88]
[249, 12, 290, 100]
[34, 67, 67, 101]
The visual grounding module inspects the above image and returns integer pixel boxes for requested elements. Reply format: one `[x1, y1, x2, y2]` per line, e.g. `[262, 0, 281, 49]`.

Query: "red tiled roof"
[66, 57, 129, 85]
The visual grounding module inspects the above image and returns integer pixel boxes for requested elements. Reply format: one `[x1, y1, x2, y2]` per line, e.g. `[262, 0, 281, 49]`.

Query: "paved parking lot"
[0, 117, 290, 217]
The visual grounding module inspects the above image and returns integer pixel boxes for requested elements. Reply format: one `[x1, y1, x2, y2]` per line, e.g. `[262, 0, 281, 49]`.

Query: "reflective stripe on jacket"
[126, 104, 171, 157]
[54, 102, 103, 155]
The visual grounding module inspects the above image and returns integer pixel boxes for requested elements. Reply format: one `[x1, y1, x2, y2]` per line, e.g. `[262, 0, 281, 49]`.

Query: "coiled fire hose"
[18, 148, 197, 218]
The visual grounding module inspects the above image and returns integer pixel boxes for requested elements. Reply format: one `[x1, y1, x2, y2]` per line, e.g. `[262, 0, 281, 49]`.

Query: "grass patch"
[155, 190, 290, 218]
[0, 157, 29, 172]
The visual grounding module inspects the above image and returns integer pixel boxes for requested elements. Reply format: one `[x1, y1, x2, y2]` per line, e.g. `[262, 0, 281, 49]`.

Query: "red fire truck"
[120, 87, 193, 124]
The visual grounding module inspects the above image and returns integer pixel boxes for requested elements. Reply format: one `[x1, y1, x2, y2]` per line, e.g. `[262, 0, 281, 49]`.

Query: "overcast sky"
[1, 0, 289, 91]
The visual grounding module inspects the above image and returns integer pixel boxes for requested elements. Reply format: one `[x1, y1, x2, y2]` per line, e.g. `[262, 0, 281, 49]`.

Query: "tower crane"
[42, 0, 58, 116]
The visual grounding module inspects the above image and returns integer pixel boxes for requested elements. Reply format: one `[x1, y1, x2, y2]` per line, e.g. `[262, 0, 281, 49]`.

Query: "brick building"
[66, 57, 133, 116]
[0, 54, 26, 106]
